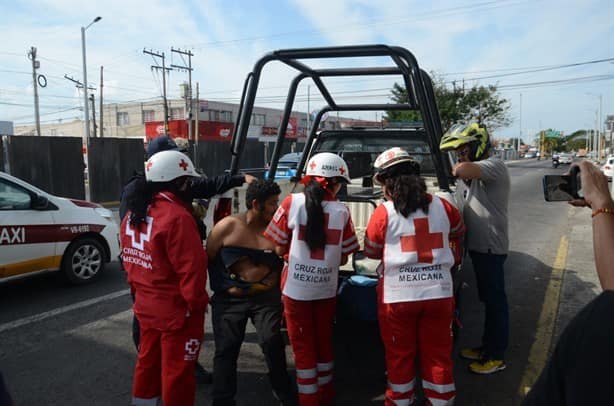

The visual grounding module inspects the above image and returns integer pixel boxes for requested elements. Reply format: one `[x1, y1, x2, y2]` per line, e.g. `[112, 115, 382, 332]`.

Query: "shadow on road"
[1, 249, 599, 405]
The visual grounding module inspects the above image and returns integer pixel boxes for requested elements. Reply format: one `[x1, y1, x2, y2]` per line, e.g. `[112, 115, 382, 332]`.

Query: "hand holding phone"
[568, 161, 612, 209]
[543, 166, 582, 202]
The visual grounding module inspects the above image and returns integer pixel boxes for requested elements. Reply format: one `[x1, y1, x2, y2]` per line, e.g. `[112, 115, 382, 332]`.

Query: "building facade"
[15, 99, 346, 142]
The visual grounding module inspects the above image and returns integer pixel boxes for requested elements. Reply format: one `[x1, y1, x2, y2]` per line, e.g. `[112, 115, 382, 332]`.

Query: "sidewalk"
[554, 206, 600, 342]
[555, 183, 614, 340]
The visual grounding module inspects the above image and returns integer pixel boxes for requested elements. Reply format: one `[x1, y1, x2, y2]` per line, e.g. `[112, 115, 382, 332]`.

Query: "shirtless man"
[207, 179, 296, 406]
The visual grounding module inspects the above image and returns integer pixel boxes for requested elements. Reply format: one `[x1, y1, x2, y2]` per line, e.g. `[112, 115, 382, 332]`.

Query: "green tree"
[535, 129, 588, 153]
[564, 130, 588, 152]
[386, 75, 512, 131]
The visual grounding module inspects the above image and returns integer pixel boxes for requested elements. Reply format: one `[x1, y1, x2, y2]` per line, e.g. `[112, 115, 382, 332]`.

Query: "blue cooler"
[337, 275, 379, 322]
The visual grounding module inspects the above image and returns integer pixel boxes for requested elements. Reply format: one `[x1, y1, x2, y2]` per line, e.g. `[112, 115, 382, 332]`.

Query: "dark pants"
[211, 291, 296, 406]
[469, 250, 509, 360]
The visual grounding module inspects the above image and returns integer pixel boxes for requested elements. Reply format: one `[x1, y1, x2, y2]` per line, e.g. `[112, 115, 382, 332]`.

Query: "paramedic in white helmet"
[364, 147, 464, 406]
[120, 150, 208, 406]
[264, 152, 359, 406]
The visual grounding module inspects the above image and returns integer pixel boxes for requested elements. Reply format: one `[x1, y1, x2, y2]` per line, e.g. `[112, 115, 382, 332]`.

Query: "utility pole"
[144, 49, 172, 135]
[99, 66, 104, 137]
[194, 82, 200, 168]
[595, 110, 599, 160]
[90, 94, 97, 138]
[28, 47, 41, 136]
[64, 74, 96, 131]
[307, 85, 311, 133]
[171, 47, 194, 143]
[599, 94, 603, 161]
[518, 93, 522, 155]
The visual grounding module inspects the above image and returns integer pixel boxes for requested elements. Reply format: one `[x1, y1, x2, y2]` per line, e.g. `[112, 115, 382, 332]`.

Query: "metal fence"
[194, 140, 297, 177]
[1, 136, 300, 203]
[1, 135, 85, 199]
[88, 137, 145, 203]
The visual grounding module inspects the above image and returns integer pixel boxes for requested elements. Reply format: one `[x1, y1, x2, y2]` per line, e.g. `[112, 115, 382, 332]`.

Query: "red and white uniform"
[265, 192, 359, 406]
[365, 194, 463, 406]
[120, 191, 208, 406]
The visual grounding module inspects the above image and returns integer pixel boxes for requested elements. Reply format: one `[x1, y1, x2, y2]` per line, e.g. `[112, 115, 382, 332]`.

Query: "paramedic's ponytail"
[304, 178, 326, 251]
[128, 177, 158, 226]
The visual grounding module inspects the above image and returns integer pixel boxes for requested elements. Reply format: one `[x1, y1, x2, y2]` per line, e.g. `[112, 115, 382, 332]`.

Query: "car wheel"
[61, 237, 106, 284]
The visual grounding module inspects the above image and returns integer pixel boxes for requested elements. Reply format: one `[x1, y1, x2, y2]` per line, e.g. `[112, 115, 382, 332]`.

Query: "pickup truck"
[211, 45, 463, 323]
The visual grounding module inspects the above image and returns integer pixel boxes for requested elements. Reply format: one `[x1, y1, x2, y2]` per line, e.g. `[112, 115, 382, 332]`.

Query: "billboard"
[145, 120, 234, 142]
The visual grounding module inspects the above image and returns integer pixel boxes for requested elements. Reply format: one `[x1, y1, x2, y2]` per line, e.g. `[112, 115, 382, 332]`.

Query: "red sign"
[286, 117, 298, 137]
[262, 127, 278, 136]
[145, 120, 235, 142]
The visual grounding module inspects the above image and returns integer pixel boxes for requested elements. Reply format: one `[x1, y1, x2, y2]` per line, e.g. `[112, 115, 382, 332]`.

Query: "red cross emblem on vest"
[400, 218, 443, 263]
[146, 161, 153, 171]
[185, 338, 200, 355]
[298, 213, 341, 260]
[179, 159, 189, 171]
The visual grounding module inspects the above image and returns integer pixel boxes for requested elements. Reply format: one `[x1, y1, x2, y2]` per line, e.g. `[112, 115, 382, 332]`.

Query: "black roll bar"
[230, 44, 449, 190]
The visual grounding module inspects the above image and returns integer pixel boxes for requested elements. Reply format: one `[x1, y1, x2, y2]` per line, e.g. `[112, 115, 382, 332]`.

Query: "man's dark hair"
[146, 135, 180, 159]
[245, 179, 281, 210]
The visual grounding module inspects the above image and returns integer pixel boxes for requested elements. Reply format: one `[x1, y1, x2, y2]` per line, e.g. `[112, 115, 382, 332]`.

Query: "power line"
[461, 57, 614, 81]
[188, 0, 530, 50]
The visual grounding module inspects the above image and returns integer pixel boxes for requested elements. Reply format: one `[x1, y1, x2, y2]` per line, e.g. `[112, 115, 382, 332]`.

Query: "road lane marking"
[0, 289, 130, 334]
[519, 235, 568, 397]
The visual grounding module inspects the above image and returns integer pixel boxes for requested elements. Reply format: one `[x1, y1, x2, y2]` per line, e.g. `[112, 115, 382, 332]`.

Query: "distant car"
[601, 157, 614, 181]
[558, 153, 574, 165]
[264, 152, 302, 179]
[524, 152, 536, 159]
[0, 171, 120, 284]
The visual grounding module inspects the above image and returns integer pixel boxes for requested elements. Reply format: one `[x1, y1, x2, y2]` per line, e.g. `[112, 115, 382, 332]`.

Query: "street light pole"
[81, 16, 101, 148]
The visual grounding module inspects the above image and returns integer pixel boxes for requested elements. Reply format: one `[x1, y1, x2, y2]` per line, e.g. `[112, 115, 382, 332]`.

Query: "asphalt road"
[0, 158, 598, 405]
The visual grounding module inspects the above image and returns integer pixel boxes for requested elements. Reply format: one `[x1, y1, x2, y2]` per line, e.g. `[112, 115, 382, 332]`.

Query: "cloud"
[1, 0, 612, 135]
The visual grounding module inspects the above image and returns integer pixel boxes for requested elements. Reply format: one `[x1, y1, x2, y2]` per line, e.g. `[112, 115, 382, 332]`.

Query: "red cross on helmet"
[305, 152, 351, 183]
[145, 150, 198, 182]
[373, 147, 420, 185]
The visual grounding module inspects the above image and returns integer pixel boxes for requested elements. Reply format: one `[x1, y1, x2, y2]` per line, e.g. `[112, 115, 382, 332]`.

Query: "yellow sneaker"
[469, 359, 506, 375]
[460, 347, 484, 361]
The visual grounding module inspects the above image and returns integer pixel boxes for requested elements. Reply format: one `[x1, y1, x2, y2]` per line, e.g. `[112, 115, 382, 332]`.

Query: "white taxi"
[0, 171, 120, 284]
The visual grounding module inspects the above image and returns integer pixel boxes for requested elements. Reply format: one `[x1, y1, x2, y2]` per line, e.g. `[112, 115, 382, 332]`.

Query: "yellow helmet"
[440, 123, 490, 160]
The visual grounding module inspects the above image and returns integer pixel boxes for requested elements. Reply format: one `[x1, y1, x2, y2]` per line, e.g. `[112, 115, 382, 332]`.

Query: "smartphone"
[543, 169, 582, 202]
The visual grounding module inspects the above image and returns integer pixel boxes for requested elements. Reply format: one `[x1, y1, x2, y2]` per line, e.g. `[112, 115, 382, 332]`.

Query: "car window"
[0, 178, 32, 210]
[278, 153, 301, 167]
[313, 133, 436, 175]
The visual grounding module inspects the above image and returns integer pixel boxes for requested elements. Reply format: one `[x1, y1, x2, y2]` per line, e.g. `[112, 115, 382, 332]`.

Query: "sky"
[0, 0, 613, 141]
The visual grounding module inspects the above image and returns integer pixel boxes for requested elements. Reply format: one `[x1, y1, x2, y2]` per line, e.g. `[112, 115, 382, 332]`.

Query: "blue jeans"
[469, 250, 509, 360]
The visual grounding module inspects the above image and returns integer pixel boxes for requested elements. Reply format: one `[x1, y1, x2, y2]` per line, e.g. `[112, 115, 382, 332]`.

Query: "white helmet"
[305, 152, 351, 183]
[374, 147, 413, 171]
[145, 150, 198, 182]
[373, 147, 420, 185]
